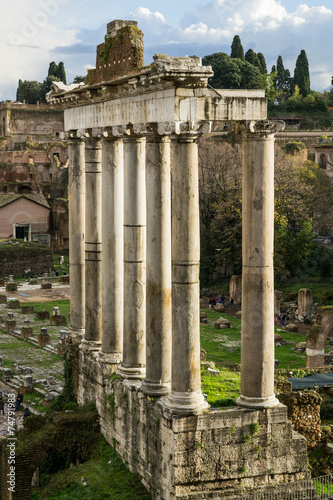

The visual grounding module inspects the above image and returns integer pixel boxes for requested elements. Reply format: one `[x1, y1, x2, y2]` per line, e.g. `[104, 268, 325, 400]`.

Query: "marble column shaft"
[142, 135, 172, 395]
[84, 136, 102, 343]
[118, 136, 146, 379]
[67, 137, 85, 335]
[161, 135, 208, 413]
[101, 136, 124, 360]
[236, 130, 279, 409]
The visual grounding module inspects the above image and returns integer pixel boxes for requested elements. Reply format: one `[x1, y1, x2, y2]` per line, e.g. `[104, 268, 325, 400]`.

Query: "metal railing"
[236, 474, 333, 499]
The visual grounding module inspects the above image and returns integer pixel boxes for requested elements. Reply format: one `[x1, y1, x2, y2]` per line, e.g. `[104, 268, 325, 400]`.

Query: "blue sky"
[1, 0, 332, 100]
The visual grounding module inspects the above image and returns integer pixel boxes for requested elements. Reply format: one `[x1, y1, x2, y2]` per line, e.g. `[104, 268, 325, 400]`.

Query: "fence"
[237, 474, 333, 499]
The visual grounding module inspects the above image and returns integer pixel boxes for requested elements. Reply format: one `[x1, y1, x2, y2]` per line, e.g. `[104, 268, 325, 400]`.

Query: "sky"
[1, 0, 332, 101]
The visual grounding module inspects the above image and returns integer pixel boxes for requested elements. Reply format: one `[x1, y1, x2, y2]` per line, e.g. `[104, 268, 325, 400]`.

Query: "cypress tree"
[245, 49, 260, 70]
[257, 53, 267, 74]
[57, 62, 66, 84]
[48, 61, 58, 77]
[275, 55, 285, 91]
[230, 35, 245, 61]
[294, 50, 310, 97]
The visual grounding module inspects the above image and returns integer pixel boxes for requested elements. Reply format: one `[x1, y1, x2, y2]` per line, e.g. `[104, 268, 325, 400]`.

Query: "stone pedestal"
[21, 327, 33, 339]
[21, 305, 34, 314]
[51, 315, 67, 326]
[38, 333, 51, 347]
[6, 283, 17, 292]
[0, 279, 4, 287]
[60, 275, 70, 283]
[5, 320, 16, 332]
[0, 294, 7, 304]
[142, 135, 172, 396]
[7, 299, 20, 309]
[101, 133, 124, 362]
[67, 136, 85, 336]
[118, 136, 146, 380]
[41, 283, 52, 290]
[36, 310, 50, 320]
[237, 123, 282, 409]
[84, 134, 102, 343]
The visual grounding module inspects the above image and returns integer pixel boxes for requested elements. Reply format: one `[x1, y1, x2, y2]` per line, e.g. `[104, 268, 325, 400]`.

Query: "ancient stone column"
[83, 130, 102, 345]
[101, 130, 124, 362]
[236, 121, 283, 409]
[142, 131, 172, 396]
[118, 133, 146, 379]
[160, 125, 209, 414]
[67, 135, 85, 336]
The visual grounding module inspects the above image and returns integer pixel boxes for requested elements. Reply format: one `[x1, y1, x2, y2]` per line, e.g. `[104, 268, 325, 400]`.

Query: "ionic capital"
[175, 121, 212, 136]
[246, 120, 285, 135]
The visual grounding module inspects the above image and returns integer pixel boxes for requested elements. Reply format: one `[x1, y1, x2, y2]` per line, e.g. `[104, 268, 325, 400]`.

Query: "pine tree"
[57, 62, 66, 84]
[294, 50, 310, 97]
[257, 53, 267, 74]
[230, 35, 244, 61]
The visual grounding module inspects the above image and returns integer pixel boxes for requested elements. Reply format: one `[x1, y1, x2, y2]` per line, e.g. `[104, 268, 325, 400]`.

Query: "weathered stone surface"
[6, 283, 17, 292]
[295, 342, 306, 352]
[235, 311, 242, 319]
[285, 323, 298, 332]
[229, 275, 242, 305]
[275, 334, 283, 343]
[21, 327, 33, 339]
[41, 282, 52, 290]
[200, 348, 207, 361]
[214, 303, 225, 313]
[51, 315, 67, 326]
[206, 367, 220, 376]
[200, 311, 207, 323]
[7, 299, 20, 309]
[214, 317, 230, 329]
[21, 305, 34, 314]
[326, 443, 333, 455]
[59, 275, 70, 283]
[36, 310, 50, 320]
[0, 294, 7, 304]
[38, 333, 51, 347]
[298, 288, 313, 318]
[5, 320, 16, 332]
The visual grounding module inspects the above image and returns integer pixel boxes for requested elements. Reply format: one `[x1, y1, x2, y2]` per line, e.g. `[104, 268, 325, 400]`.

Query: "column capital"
[102, 125, 129, 138]
[175, 120, 212, 136]
[241, 119, 285, 136]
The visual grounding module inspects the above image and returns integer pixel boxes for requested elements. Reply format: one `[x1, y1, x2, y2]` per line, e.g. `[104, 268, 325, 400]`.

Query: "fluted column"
[118, 134, 146, 379]
[84, 130, 102, 345]
[160, 124, 209, 414]
[67, 134, 85, 336]
[101, 130, 124, 362]
[142, 131, 172, 396]
[236, 120, 284, 409]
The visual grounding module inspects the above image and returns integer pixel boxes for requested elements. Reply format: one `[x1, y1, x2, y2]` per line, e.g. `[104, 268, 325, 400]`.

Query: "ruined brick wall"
[0, 244, 53, 277]
[92, 23, 144, 84]
[4, 106, 64, 137]
[76, 351, 309, 499]
[279, 390, 322, 448]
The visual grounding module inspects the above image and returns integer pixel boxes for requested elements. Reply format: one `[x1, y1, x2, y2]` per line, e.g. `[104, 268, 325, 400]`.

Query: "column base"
[141, 379, 170, 397]
[158, 390, 210, 415]
[80, 339, 102, 352]
[96, 351, 122, 364]
[68, 327, 85, 341]
[117, 364, 146, 380]
[236, 393, 280, 409]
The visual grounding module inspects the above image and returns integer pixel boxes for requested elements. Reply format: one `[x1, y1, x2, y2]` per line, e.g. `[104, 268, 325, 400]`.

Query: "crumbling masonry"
[48, 20, 309, 499]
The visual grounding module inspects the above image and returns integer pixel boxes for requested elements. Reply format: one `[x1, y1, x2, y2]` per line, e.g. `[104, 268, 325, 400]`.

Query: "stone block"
[6, 283, 17, 292]
[200, 311, 207, 323]
[206, 367, 220, 376]
[274, 334, 283, 343]
[57, 342, 67, 355]
[3, 368, 12, 379]
[0, 279, 4, 286]
[214, 303, 225, 313]
[229, 275, 242, 305]
[200, 348, 207, 361]
[60, 275, 70, 283]
[214, 317, 230, 329]
[24, 375, 33, 388]
[5, 320, 16, 332]
[21, 327, 33, 339]
[285, 323, 298, 332]
[36, 310, 50, 320]
[298, 288, 313, 317]
[7, 299, 20, 309]
[21, 305, 35, 314]
[235, 310, 242, 319]
[42, 282, 52, 294]
[51, 315, 67, 326]
[0, 294, 7, 304]
[38, 333, 51, 347]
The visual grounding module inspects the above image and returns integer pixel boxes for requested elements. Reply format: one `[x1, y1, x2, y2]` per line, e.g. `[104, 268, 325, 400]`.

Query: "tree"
[245, 49, 260, 69]
[72, 75, 86, 84]
[230, 35, 244, 61]
[257, 52, 267, 74]
[203, 52, 262, 90]
[41, 75, 60, 102]
[294, 50, 310, 97]
[48, 61, 58, 77]
[15, 80, 42, 104]
[57, 62, 66, 84]
[275, 56, 285, 91]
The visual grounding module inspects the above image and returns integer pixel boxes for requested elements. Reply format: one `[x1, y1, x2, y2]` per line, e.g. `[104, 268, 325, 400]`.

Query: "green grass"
[201, 366, 240, 407]
[31, 435, 152, 500]
[200, 308, 307, 370]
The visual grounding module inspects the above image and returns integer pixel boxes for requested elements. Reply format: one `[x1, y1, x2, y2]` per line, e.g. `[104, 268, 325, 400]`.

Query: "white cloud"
[131, 7, 166, 25]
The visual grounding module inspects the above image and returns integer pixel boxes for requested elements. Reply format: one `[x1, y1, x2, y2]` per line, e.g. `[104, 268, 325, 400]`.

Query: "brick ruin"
[44, 19, 311, 499]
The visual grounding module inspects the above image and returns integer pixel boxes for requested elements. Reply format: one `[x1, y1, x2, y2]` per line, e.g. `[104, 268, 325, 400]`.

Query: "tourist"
[0, 396, 4, 415]
[15, 391, 23, 412]
[230, 297, 234, 308]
